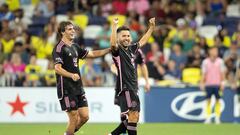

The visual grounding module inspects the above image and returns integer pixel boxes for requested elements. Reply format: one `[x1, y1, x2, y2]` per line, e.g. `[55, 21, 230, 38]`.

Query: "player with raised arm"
[108, 17, 155, 135]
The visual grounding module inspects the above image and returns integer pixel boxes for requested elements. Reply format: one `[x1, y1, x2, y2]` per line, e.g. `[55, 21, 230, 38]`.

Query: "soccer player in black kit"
[108, 18, 155, 135]
[52, 21, 110, 135]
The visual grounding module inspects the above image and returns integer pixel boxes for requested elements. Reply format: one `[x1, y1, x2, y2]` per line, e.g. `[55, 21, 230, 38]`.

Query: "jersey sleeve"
[111, 44, 120, 57]
[130, 42, 140, 54]
[135, 49, 145, 65]
[52, 48, 64, 65]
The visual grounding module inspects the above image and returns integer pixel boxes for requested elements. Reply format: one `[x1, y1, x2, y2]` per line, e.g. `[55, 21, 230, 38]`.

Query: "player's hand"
[149, 17, 155, 27]
[71, 73, 80, 81]
[113, 18, 119, 25]
[144, 82, 150, 92]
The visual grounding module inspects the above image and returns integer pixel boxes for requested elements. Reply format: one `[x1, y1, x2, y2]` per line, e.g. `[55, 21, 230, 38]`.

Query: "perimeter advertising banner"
[144, 87, 240, 123]
[0, 87, 122, 123]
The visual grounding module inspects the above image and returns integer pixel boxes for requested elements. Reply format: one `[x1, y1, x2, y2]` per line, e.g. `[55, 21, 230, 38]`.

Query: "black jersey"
[112, 42, 140, 95]
[52, 41, 89, 100]
[135, 49, 145, 65]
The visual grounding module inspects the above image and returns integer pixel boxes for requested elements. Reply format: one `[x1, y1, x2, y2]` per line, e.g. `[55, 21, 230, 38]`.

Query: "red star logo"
[8, 94, 28, 116]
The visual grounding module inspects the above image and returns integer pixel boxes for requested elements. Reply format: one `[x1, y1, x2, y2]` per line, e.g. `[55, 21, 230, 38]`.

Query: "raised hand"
[149, 17, 155, 27]
[113, 18, 119, 25]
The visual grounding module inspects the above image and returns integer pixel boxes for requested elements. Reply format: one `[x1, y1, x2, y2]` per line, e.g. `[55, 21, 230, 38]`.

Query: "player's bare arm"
[54, 64, 80, 81]
[140, 64, 150, 92]
[139, 17, 155, 47]
[110, 18, 119, 51]
[86, 48, 111, 58]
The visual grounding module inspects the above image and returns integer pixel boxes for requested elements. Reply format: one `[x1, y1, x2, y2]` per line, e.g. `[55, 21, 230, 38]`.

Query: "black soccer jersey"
[52, 41, 89, 100]
[135, 49, 145, 65]
[112, 42, 140, 95]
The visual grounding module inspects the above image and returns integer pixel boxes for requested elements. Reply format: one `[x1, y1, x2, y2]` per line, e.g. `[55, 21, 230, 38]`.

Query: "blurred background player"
[52, 21, 110, 135]
[200, 46, 226, 124]
[109, 17, 155, 135]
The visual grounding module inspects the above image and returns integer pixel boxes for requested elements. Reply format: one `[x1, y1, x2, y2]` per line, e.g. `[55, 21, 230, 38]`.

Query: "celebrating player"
[108, 17, 155, 135]
[52, 21, 110, 135]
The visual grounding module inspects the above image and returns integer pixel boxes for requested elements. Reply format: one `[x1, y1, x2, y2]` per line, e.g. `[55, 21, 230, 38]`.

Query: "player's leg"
[205, 86, 212, 124]
[214, 86, 222, 124]
[127, 111, 139, 135]
[65, 110, 79, 135]
[126, 91, 140, 135]
[75, 94, 89, 133]
[59, 95, 79, 135]
[110, 93, 128, 135]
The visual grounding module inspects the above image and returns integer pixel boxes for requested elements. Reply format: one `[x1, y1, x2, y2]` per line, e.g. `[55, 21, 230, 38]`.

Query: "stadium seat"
[182, 68, 201, 85]
[73, 14, 89, 29]
[107, 14, 126, 26]
[83, 25, 103, 39]
[226, 4, 240, 17]
[56, 15, 69, 23]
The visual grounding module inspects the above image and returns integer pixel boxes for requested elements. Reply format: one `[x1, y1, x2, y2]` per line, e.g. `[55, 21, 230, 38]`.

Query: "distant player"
[200, 46, 226, 124]
[108, 17, 155, 135]
[52, 21, 110, 135]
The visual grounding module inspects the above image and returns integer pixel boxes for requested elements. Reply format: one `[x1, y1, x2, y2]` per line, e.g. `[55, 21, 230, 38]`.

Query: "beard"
[120, 40, 130, 48]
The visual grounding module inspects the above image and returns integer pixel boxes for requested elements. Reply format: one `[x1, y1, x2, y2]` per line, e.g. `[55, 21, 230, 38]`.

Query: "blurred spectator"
[164, 60, 181, 80]
[127, 0, 150, 15]
[97, 21, 111, 49]
[0, 64, 5, 86]
[145, 0, 167, 22]
[146, 53, 165, 81]
[44, 16, 57, 45]
[218, 28, 231, 47]
[11, 53, 26, 86]
[207, 0, 227, 16]
[98, 0, 112, 17]
[0, 42, 7, 64]
[42, 59, 56, 87]
[34, 0, 55, 18]
[146, 42, 164, 64]
[3, 57, 15, 86]
[166, 1, 185, 21]
[0, 30, 15, 56]
[55, 0, 74, 15]
[187, 44, 205, 68]
[25, 55, 41, 86]
[112, 0, 127, 15]
[169, 42, 187, 70]
[80, 58, 102, 86]
[0, 3, 14, 21]
[214, 36, 227, 58]
[232, 21, 240, 46]
[127, 11, 141, 32]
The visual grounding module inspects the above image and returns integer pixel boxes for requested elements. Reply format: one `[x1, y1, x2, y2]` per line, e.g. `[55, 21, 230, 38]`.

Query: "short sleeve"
[78, 47, 89, 59]
[135, 49, 145, 65]
[52, 49, 64, 65]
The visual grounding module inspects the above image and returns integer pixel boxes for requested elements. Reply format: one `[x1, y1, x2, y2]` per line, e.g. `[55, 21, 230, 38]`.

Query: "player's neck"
[61, 37, 73, 46]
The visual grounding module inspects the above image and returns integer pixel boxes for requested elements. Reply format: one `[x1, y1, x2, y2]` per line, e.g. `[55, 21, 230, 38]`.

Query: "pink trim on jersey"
[125, 91, 132, 108]
[64, 96, 70, 108]
[56, 41, 65, 53]
[113, 56, 123, 95]
[203, 58, 223, 86]
[58, 76, 64, 100]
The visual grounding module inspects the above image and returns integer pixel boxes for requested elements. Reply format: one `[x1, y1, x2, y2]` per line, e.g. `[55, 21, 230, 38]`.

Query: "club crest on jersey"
[73, 58, 78, 67]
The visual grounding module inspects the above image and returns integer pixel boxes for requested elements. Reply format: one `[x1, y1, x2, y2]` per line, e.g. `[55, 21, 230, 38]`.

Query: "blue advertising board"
[144, 87, 239, 123]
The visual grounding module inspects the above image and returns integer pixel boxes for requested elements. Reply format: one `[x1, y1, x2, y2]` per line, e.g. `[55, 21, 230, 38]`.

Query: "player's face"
[117, 30, 132, 47]
[63, 24, 75, 40]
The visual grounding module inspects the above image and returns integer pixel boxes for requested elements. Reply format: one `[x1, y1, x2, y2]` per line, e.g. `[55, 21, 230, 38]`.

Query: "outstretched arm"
[110, 18, 119, 51]
[139, 17, 155, 48]
[86, 48, 111, 58]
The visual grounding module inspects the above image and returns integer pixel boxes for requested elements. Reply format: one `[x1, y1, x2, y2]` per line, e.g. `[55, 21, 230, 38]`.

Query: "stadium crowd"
[0, 0, 239, 88]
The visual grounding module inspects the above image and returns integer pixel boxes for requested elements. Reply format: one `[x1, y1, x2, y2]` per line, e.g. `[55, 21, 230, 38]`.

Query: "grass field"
[1, 123, 240, 135]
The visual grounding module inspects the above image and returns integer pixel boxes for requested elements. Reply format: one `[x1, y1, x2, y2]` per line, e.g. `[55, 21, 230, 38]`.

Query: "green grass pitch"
[0, 123, 240, 135]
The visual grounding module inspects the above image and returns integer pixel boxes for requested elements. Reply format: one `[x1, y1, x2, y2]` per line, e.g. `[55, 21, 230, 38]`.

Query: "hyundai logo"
[171, 91, 225, 120]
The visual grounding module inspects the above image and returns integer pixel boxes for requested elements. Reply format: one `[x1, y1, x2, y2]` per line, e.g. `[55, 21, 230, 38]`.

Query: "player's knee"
[68, 111, 79, 125]
[81, 115, 89, 123]
[128, 111, 139, 123]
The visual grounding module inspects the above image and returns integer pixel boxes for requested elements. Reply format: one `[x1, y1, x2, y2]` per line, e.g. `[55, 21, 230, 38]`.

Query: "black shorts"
[59, 93, 88, 112]
[114, 90, 140, 114]
[205, 86, 221, 99]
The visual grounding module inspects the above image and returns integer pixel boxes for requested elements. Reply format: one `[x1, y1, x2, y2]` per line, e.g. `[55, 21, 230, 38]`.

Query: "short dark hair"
[117, 26, 130, 33]
[57, 21, 73, 41]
